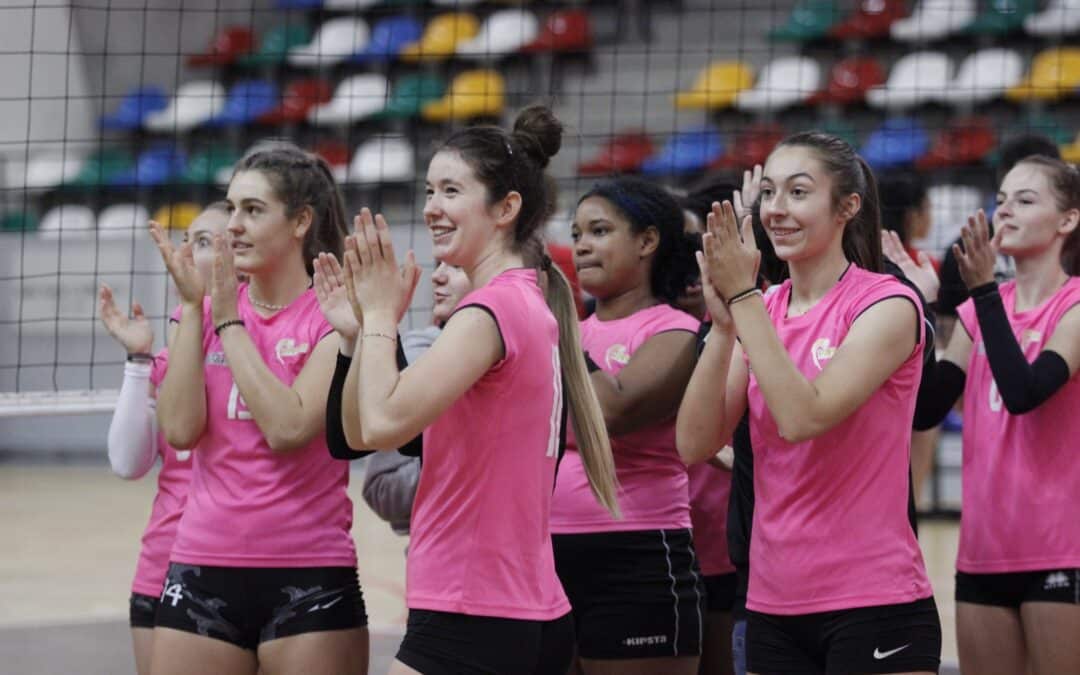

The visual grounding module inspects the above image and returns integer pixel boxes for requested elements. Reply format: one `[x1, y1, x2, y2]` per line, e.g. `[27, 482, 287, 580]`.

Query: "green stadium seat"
[1, 210, 39, 232]
[768, 0, 841, 42]
[963, 0, 1036, 35]
[65, 149, 133, 188]
[183, 148, 240, 185]
[373, 73, 446, 120]
[239, 24, 312, 67]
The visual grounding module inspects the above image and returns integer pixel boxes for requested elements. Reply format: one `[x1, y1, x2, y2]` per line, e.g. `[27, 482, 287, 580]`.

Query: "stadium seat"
[324, 0, 381, 8]
[640, 127, 724, 176]
[735, 56, 820, 111]
[962, 0, 1036, 35]
[349, 16, 422, 64]
[100, 86, 168, 131]
[10, 151, 87, 190]
[187, 26, 254, 67]
[239, 24, 311, 67]
[312, 140, 350, 180]
[939, 48, 1023, 105]
[711, 123, 786, 170]
[152, 202, 203, 231]
[830, 0, 908, 39]
[183, 148, 240, 185]
[276, 0, 322, 8]
[927, 183, 983, 245]
[807, 56, 885, 105]
[866, 51, 951, 109]
[66, 149, 134, 188]
[1061, 131, 1080, 163]
[203, 80, 280, 127]
[0, 210, 38, 232]
[1024, 0, 1080, 37]
[768, 0, 841, 42]
[259, 78, 332, 125]
[400, 13, 479, 63]
[577, 131, 654, 176]
[308, 74, 389, 126]
[456, 9, 539, 58]
[674, 61, 754, 110]
[344, 135, 414, 185]
[374, 73, 446, 120]
[861, 117, 930, 169]
[520, 9, 592, 53]
[97, 203, 150, 240]
[916, 117, 996, 169]
[986, 111, 1073, 166]
[422, 70, 505, 121]
[819, 118, 859, 147]
[109, 145, 187, 187]
[39, 204, 95, 240]
[288, 18, 370, 68]
[1006, 47, 1080, 101]
[891, 0, 975, 42]
[144, 80, 226, 132]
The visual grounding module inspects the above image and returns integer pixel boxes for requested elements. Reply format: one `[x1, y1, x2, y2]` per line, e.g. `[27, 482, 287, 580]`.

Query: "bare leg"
[1021, 602, 1080, 675]
[698, 611, 734, 675]
[131, 627, 154, 675]
[150, 627, 257, 675]
[257, 627, 368, 675]
[957, 601, 1027, 675]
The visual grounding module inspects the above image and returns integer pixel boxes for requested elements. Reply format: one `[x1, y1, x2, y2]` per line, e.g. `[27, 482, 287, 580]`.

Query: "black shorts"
[956, 569, 1080, 608]
[704, 573, 737, 613]
[746, 596, 941, 675]
[154, 563, 367, 650]
[396, 609, 574, 675]
[129, 592, 159, 629]
[553, 528, 704, 659]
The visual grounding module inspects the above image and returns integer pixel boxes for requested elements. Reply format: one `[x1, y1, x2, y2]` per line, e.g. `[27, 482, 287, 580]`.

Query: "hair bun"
[512, 105, 563, 168]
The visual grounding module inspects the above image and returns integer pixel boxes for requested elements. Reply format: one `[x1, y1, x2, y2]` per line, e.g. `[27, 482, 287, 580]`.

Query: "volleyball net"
[1, 0, 1077, 419]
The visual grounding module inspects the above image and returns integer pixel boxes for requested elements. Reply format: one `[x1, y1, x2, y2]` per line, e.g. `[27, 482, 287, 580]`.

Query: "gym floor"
[0, 462, 961, 674]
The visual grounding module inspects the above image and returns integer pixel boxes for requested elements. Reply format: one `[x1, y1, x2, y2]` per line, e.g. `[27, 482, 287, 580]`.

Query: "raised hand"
[209, 234, 240, 325]
[313, 252, 361, 341]
[702, 200, 761, 303]
[342, 208, 421, 326]
[149, 220, 204, 306]
[881, 230, 940, 303]
[953, 210, 1002, 290]
[695, 250, 733, 333]
[98, 283, 154, 354]
[732, 164, 763, 222]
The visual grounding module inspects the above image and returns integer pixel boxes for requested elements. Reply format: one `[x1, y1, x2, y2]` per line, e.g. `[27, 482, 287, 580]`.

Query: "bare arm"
[590, 329, 698, 435]
[676, 325, 749, 464]
[156, 303, 207, 449]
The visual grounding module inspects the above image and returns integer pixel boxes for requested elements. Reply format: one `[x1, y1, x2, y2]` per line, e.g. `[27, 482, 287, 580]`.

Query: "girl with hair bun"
[336, 106, 619, 675]
[552, 176, 705, 675]
[677, 132, 941, 675]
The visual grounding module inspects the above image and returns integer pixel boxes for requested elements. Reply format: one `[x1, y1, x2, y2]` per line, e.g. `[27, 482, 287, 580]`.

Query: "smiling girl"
[147, 143, 366, 675]
[677, 132, 940, 675]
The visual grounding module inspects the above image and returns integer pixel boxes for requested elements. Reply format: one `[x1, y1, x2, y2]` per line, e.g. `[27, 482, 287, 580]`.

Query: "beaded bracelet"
[214, 319, 244, 336]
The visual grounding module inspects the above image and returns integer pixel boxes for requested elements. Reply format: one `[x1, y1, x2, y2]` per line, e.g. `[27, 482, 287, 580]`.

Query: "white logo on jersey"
[811, 337, 836, 370]
[174, 450, 192, 462]
[205, 351, 226, 366]
[604, 343, 630, 368]
[275, 338, 309, 365]
[1044, 572, 1070, 590]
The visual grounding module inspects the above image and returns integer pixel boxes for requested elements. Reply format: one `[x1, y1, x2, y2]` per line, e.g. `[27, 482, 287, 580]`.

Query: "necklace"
[247, 279, 312, 311]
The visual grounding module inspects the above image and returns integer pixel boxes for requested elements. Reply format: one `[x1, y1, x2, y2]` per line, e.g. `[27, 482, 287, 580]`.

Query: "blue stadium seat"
[100, 86, 168, 131]
[350, 16, 423, 64]
[641, 127, 724, 175]
[861, 117, 930, 170]
[203, 80, 280, 128]
[109, 145, 187, 187]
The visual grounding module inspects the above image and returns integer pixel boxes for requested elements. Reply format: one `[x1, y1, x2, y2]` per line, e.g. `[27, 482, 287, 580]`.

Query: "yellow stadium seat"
[1061, 132, 1080, 164]
[399, 13, 479, 63]
[1005, 47, 1080, 102]
[422, 70, 505, 121]
[674, 61, 754, 110]
[153, 202, 203, 230]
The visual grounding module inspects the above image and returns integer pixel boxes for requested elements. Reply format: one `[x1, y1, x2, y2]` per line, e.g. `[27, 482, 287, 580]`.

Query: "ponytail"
[847, 157, 884, 273]
[542, 260, 620, 518]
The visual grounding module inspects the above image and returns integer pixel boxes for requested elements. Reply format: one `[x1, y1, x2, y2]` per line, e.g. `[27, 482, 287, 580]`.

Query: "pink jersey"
[169, 285, 355, 568]
[747, 266, 933, 615]
[551, 304, 699, 533]
[688, 462, 735, 576]
[407, 268, 570, 620]
[956, 278, 1080, 573]
[130, 348, 193, 597]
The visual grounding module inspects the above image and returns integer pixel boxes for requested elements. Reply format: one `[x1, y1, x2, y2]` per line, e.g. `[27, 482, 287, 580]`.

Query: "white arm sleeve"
[107, 361, 159, 479]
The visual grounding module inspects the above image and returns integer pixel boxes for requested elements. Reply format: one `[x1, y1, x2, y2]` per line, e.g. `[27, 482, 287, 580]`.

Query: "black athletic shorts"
[129, 592, 159, 629]
[154, 563, 367, 650]
[956, 569, 1080, 608]
[553, 528, 705, 659]
[746, 596, 941, 675]
[704, 573, 737, 613]
[396, 609, 574, 675]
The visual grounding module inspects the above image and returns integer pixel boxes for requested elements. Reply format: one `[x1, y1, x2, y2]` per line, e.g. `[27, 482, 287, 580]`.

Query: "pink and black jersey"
[688, 462, 735, 577]
[956, 277, 1080, 573]
[551, 304, 699, 534]
[169, 285, 355, 568]
[130, 348, 193, 597]
[407, 268, 570, 621]
[747, 265, 933, 615]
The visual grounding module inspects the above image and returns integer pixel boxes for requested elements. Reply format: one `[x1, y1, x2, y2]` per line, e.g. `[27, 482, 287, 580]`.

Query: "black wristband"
[726, 287, 760, 305]
[126, 352, 154, 363]
[584, 350, 601, 374]
[969, 281, 998, 299]
[214, 319, 244, 336]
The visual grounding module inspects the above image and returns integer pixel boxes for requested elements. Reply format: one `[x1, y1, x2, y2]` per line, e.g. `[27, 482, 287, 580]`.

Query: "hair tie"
[504, 140, 514, 157]
[540, 253, 553, 272]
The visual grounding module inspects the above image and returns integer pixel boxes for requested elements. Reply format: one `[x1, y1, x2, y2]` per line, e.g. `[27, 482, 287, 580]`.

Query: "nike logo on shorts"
[873, 644, 911, 660]
[307, 596, 343, 612]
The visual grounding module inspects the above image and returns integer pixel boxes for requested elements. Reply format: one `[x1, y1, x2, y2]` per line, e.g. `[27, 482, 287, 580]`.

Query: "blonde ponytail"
[542, 261, 620, 518]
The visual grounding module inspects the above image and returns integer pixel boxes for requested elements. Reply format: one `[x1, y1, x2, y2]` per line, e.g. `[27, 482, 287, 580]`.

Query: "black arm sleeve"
[326, 339, 425, 460]
[912, 359, 966, 430]
[973, 283, 1072, 415]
